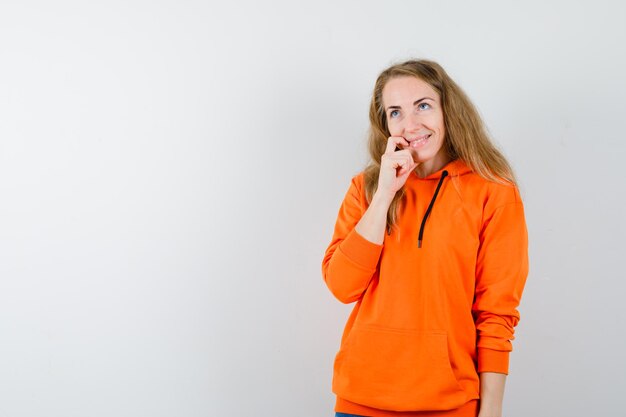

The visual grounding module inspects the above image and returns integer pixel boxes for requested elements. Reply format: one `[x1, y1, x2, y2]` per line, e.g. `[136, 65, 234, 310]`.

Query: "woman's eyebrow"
[386, 97, 434, 111]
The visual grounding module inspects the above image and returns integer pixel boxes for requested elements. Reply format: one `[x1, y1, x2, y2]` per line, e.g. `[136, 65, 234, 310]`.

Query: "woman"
[321, 59, 529, 417]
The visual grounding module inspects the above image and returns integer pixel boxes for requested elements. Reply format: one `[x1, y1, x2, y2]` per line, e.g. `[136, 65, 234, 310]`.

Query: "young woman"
[322, 59, 529, 417]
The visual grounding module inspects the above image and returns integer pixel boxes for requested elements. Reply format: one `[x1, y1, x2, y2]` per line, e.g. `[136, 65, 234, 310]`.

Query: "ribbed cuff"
[477, 347, 510, 374]
[338, 228, 384, 271]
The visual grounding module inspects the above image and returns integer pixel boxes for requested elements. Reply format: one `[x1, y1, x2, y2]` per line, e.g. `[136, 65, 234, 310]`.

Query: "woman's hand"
[377, 136, 419, 200]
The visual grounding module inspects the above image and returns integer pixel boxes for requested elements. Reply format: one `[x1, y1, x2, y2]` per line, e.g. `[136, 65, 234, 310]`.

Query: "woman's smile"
[407, 134, 431, 149]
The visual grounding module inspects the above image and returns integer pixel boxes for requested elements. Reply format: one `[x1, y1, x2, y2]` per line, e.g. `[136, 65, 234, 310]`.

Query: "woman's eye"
[390, 110, 399, 118]
[418, 102, 431, 110]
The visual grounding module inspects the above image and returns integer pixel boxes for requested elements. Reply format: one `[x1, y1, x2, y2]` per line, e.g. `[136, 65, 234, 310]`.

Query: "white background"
[1, 1, 625, 416]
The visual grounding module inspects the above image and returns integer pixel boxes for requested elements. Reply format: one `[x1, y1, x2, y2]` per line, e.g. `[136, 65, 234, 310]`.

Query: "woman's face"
[381, 76, 449, 173]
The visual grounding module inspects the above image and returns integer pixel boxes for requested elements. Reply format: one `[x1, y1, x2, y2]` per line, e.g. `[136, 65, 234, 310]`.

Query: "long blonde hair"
[364, 59, 518, 234]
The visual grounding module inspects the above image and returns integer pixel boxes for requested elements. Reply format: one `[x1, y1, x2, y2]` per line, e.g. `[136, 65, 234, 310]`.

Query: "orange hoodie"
[322, 158, 529, 415]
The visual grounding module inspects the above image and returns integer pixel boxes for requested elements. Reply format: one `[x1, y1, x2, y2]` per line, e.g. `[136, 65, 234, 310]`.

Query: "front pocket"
[332, 324, 467, 411]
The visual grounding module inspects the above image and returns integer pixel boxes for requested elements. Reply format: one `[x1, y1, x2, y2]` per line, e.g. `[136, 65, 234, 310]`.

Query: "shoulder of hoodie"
[348, 169, 523, 209]
[347, 171, 366, 198]
[462, 169, 524, 210]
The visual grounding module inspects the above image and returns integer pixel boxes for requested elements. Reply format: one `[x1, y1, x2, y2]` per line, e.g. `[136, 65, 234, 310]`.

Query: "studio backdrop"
[0, 1, 624, 416]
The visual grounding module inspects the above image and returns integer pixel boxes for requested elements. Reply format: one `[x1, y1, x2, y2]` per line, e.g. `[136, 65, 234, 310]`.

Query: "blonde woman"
[322, 59, 529, 417]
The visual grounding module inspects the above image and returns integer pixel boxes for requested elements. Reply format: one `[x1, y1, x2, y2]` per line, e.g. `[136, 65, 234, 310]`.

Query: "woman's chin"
[408, 149, 425, 163]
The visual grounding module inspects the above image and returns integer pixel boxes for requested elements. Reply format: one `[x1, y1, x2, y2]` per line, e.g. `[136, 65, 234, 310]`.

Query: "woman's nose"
[403, 113, 424, 131]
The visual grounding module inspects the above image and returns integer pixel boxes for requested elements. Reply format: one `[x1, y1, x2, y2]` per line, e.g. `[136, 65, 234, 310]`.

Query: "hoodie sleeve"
[321, 174, 384, 304]
[472, 187, 529, 375]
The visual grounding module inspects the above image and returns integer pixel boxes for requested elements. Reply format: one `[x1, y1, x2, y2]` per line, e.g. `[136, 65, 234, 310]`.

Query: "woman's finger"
[384, 136, 409, 154]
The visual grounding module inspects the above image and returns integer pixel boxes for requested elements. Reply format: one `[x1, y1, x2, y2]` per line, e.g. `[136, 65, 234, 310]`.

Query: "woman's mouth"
[408, 134, 431, 148]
